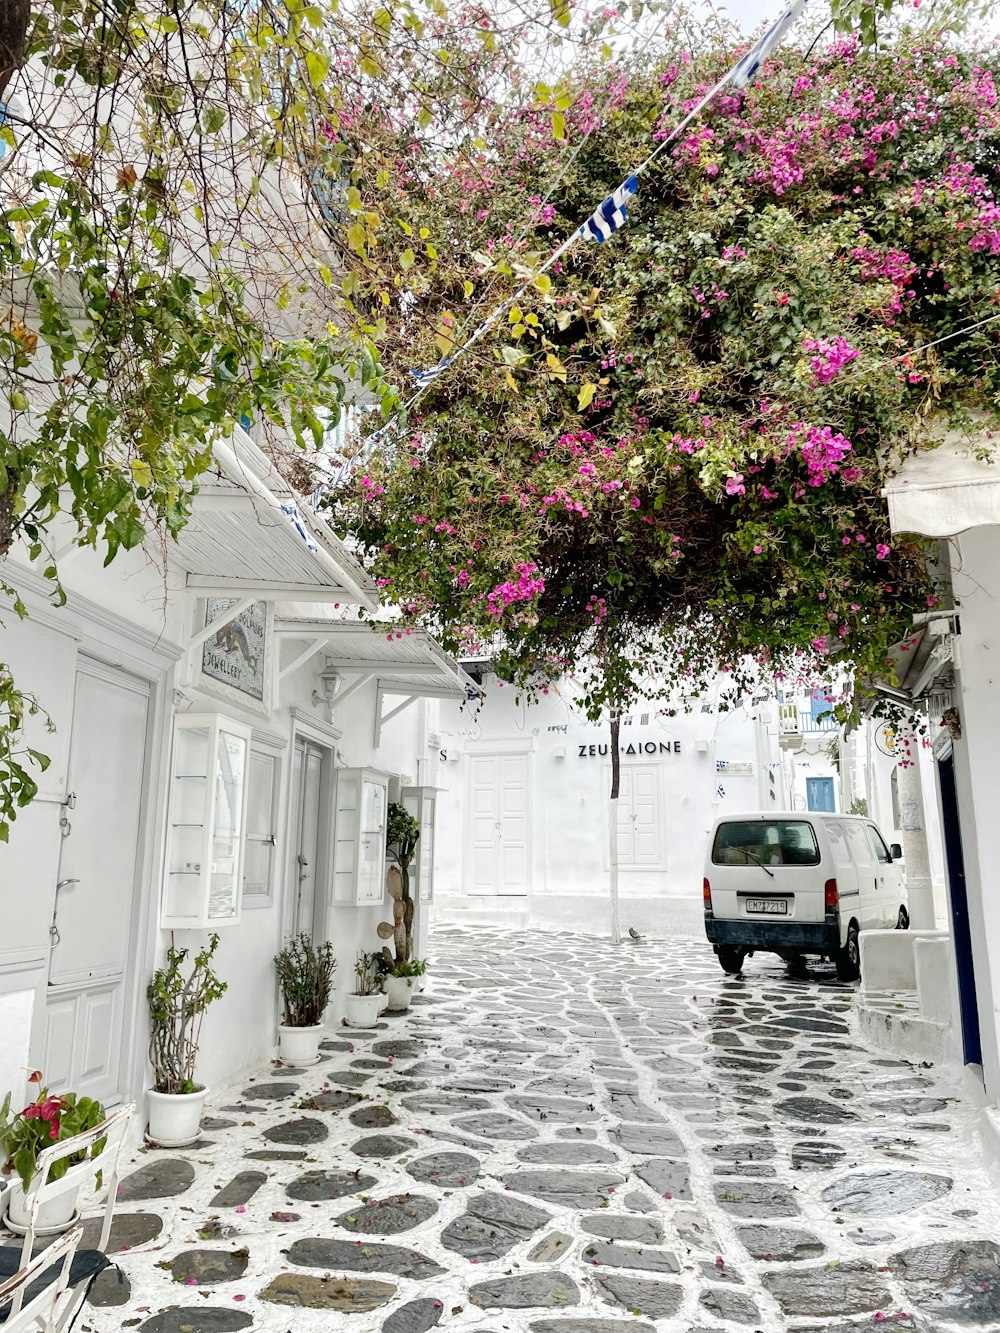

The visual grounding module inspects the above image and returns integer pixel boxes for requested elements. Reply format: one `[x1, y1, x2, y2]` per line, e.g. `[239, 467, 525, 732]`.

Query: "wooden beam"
[278, 637, 327, 683]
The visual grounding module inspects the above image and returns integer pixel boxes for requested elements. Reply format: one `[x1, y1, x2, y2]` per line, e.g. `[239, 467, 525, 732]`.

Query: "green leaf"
[201, 105, 226, 134]
[577, 382, 597, 410]
[552, 112, 566, 140]
[306, 50, 330, 88]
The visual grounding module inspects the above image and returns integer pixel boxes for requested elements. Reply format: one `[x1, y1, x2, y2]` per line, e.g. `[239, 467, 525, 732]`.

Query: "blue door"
[938, 752, 982, 1067]
[806, 776, 836, 812]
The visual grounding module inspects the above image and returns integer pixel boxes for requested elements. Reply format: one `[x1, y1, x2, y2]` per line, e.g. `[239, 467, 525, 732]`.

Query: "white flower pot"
[383, 975, 415, 1012]
[3, 1169, 82, 1236]
[147, 1086, 209, 1147]
[344, 993, 384, 1028]
[278, 1023, 324, 1066]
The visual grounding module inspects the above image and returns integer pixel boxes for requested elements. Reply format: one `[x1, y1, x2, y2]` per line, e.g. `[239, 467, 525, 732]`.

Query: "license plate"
[746, 898, 788, 914]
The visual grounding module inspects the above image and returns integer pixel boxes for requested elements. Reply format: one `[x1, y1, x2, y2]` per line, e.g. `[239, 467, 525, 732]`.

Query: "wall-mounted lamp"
[695, 739, 709, 754]
[552, 745, 566, 759]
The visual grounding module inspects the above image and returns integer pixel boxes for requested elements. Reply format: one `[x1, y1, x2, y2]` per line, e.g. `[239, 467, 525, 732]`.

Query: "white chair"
[0, 1226, 82, 1332]
[0, 1103, 134, 1331]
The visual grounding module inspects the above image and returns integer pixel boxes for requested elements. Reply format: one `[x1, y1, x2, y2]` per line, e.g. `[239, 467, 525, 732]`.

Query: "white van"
[703, 812, 908, 980]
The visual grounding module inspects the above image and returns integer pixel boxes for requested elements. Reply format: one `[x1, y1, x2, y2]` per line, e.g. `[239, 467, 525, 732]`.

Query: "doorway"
[42, 659, 150, 1104]
[467, 751, 530, 896]
[604, 764, 665, 869]
[938, 751, 982, 1067]
[290, 736, 331, 936]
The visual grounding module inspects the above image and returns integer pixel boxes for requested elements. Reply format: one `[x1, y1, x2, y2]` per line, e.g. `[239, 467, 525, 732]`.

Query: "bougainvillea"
[327, 28, 998, 716]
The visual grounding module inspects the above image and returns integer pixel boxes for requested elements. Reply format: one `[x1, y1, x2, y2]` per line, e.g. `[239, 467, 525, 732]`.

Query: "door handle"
[56, 879, 79, 891]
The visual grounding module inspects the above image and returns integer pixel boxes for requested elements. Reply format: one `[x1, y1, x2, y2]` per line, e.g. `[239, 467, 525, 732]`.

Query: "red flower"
[22, 1103, 42, 1119]
[49, 1119, 61, 1140]
[27, 1071, 42, 1084]
[38, 1098, 63, 1122]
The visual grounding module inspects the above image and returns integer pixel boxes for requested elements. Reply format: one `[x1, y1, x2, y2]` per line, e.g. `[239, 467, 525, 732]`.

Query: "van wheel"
[895, 906, 910, 930]
[716, 946, 746, 975]
[835, 924, 861, 982]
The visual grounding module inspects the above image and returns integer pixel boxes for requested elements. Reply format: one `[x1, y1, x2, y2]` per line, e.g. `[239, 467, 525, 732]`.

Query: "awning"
[171, 427, 378, 610]
[878, 618, 956, 704]
[273, 618, 481, 743]
[886, 428, 1000, 538]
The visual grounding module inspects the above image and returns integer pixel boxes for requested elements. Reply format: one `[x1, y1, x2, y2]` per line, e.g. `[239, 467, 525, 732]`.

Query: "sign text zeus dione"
[578, 741, 681, 757]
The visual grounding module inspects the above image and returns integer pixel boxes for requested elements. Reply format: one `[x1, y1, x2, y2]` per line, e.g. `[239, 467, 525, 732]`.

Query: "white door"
[292, 738, 326, 935]
[468, 753, 529, 896]
[609, 765, 664, 868]
[43, 660, 149, 1104]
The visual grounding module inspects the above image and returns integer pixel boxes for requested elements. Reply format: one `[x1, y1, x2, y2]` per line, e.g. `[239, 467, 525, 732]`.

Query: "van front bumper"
[705, 915, 841, 955]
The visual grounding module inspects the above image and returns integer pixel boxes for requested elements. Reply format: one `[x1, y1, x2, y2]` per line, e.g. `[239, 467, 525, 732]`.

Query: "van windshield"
[712, 820, 820, 867]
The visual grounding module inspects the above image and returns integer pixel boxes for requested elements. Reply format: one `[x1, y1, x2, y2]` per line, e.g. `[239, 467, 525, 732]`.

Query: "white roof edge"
[214, 430, 379, 611]
[273, 617, 480, 697]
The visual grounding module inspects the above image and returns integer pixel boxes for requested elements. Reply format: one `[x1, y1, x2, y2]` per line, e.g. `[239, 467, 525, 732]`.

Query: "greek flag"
[281, 503, 320, 554]
[731, 0, 807, 88]
[717, 783, 726, 799]
[579, 176, 638, 243]
[410, 358, 451, 390]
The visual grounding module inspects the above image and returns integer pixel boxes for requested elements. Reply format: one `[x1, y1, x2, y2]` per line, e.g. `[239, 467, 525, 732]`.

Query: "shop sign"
[578, 740, 680, 757]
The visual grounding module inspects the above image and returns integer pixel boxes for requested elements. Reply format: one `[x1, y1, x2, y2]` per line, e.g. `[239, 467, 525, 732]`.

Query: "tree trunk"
[0, 0, 29, 101]
[609, 710, 621, 945]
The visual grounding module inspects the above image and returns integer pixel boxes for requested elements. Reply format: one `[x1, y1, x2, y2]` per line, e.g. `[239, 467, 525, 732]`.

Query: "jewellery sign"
[202, 599, 267, 702]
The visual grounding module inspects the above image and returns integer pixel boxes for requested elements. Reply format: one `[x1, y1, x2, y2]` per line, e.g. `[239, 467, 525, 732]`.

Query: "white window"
[243, 747, 280, 906]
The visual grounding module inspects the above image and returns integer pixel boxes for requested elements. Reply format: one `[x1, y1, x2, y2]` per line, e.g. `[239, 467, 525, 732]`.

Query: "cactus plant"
[380, 802, 420, 969]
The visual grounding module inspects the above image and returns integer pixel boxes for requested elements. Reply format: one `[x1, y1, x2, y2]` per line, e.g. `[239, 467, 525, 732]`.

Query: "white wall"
[434, 678, 779, 936]
[1, 546, 440, 1112]
[947, 525, 1000, 1101]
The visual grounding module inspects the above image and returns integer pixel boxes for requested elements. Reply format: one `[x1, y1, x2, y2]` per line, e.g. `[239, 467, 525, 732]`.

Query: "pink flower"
[876, 543, 891, 560]
[753, 545, 763, 554]
[235, 1205, 247, 1213]
[804, 334, 859, 383]
[725, 475, 746, 497]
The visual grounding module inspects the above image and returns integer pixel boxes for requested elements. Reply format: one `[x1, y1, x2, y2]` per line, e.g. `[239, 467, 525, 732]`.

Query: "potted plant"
[376, 803, 428, 1010]
[344, 952, 385, 1029]
[274, 933, 336, 1066]
[381, 956, 428, 1012]
[146, 934, 226, 1147]
[0, 1073, 106, 1234]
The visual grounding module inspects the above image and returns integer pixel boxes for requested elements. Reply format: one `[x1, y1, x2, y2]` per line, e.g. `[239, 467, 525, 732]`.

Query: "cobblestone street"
[77, 927, 1000, 1333]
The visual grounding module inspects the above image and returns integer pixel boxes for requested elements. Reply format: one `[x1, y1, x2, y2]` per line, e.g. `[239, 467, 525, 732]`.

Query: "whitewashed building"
[0, 428, 466, 1118]
[870, 428, 1000, 1157]
[434, 670, 927, 937]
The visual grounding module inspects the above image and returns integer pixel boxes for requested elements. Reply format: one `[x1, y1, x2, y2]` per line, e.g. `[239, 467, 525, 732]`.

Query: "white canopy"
[886, 428, 1000, 538]
[172, 427, 378, 610]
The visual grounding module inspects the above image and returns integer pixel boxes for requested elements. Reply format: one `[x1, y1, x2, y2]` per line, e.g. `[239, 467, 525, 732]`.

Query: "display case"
[401, 785, 439, 903]
[332, 768, 389, 906]
[162, 714, 252, 929]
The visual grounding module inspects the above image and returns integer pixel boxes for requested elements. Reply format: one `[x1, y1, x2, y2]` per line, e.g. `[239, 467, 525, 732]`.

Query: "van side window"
[866, 824, 892, 864]
[827, 822, 852, 869]
[846, 823, 875, 866]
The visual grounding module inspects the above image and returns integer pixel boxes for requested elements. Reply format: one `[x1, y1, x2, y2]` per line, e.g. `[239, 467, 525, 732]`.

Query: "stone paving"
[65, 927, 1000, 1332]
